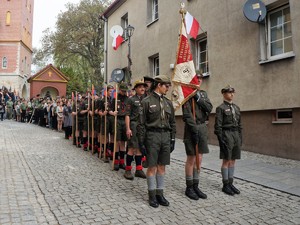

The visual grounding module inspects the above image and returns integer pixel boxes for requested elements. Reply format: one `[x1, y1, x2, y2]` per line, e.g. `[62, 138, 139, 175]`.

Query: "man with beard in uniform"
[143, 76, 154, 96]
[124, 80, 148, 180]
[137, 75, 176, 208]
[182, 72, 213, 200]
[110, 83, 129, 171]
[214, 85, 242, 196]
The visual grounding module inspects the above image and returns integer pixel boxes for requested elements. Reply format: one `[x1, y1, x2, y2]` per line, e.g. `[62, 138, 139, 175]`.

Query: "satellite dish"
[111, 68, 124, 83]
[243, 0, 267, 23]
[110, 25, 123, 38]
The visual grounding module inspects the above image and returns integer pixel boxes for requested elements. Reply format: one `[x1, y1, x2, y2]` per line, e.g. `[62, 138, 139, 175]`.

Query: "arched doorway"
[40, 87, 59, 100]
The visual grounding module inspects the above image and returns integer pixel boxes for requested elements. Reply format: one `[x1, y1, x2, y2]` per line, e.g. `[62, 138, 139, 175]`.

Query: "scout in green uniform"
[106, 86, 116, 159]
[143, 76, 154, 97]
[98, 85, 114, 161]
[111, 83, 129, 170]
[182, 72, 213, 200]
[87, 93, 99, 153]
[214, 85, 242, 196]
[137, 75, 176, 208]
[124, 80, 148, 180]
[142, 76, 154, 166]
[93, 94, 101, 154]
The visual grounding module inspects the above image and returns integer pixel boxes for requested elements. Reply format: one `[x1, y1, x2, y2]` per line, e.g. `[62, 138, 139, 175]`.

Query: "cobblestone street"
[0, 120, 299, 225]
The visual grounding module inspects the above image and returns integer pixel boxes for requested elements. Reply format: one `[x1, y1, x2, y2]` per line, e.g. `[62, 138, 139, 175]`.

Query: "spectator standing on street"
[137, 75, 176, 208]
[0, 101, 5, 121]
[52, 99, 58, 130]
[6, 97, 13, 120]
[0, 89, 3, 103]
[20, 99, 27, 122]
[182, 72, 213, 200]
[214, 85, 242, 196]
[56, 100, 64, 132]
[63, 99, 73, 139]
[15, 100, 21, 122]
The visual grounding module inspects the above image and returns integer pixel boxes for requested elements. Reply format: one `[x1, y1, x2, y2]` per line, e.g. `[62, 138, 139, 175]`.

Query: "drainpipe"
[100, 15, 108, 84]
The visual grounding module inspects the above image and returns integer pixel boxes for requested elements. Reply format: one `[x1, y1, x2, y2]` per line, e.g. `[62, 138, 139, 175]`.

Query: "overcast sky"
[32, 0, 81, 49]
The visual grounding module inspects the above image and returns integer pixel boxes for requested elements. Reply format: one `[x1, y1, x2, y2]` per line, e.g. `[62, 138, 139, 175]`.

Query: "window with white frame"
[2, 57, 8, 69]
[259, 2, 294, 63]
[152, 0, 158, 21]
[149, 54, 159, 77]
[273, 109, 292, 123]
[147, 0, 158, 24]
[269, 5, 292, 57]
[153, 56, 159, 76]
[121, 13, 128, 40]
[196, 38, 209, 75]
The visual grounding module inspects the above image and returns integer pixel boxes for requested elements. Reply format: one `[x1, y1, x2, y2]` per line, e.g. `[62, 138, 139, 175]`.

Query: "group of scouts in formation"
[69, 70, 242, 208]
[1, 70, 242, 208]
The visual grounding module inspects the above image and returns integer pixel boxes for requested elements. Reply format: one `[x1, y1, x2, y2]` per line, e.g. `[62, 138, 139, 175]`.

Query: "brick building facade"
[0, 0, 34, 99]
[27, 64, 69, 99]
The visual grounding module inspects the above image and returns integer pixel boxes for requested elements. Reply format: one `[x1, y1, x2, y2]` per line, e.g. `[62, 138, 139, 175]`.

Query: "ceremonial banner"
[171, 17, 199, 110]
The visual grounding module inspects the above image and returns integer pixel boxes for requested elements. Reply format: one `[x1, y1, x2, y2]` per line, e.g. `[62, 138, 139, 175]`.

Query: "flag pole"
[112, 83, 118, 170]
[103, 86, 108, 162]
[192, 98, 200, 173]
[180, 3, 200, 172]
[87, 92, 90, 151]
[91, 86, 95, 154]
[99, 93, 103, 158]
[71, 92, 75, 142]
[76, 91, 79, 148]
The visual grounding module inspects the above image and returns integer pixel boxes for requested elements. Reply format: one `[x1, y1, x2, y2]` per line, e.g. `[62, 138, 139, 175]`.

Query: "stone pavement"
[0, 120, 300, 225]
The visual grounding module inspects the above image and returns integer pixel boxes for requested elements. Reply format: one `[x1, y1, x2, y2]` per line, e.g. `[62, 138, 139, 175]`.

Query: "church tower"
[0, 0, 34, 99]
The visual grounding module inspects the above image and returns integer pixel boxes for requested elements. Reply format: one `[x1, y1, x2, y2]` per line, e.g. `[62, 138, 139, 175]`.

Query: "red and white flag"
[112, 35, 124, 50]
[185, 11, 200, 39]
[171, 18, 199, 110]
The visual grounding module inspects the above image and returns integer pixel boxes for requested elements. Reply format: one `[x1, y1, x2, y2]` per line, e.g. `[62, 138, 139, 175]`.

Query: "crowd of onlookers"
[0, 88, 73, 140]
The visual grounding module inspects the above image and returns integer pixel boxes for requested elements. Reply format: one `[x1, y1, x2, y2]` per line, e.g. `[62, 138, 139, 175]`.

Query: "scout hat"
[153, 75, 171, 84]
[143, 76, 154, 82]
[119, 83, 129, 91]
[132, 79, 147, 90]
[221, 85, 235, 94]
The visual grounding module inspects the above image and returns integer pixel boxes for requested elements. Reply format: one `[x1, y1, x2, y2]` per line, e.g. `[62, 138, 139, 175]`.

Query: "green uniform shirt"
[214, 101, 242, 137]
[182, 90, 213, 134]
[112, 93, 129, 118]
[137, 92, 176, 144]
[125, 94, 143, 122]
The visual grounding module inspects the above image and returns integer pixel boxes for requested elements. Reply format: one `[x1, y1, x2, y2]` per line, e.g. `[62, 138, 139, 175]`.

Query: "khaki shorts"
[127, 121, 138, 149]
[145, 130, 170, 167]
[220, 130, 241, 160]
[184, 123, 209, 155]
[116, 118, 127, 141]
